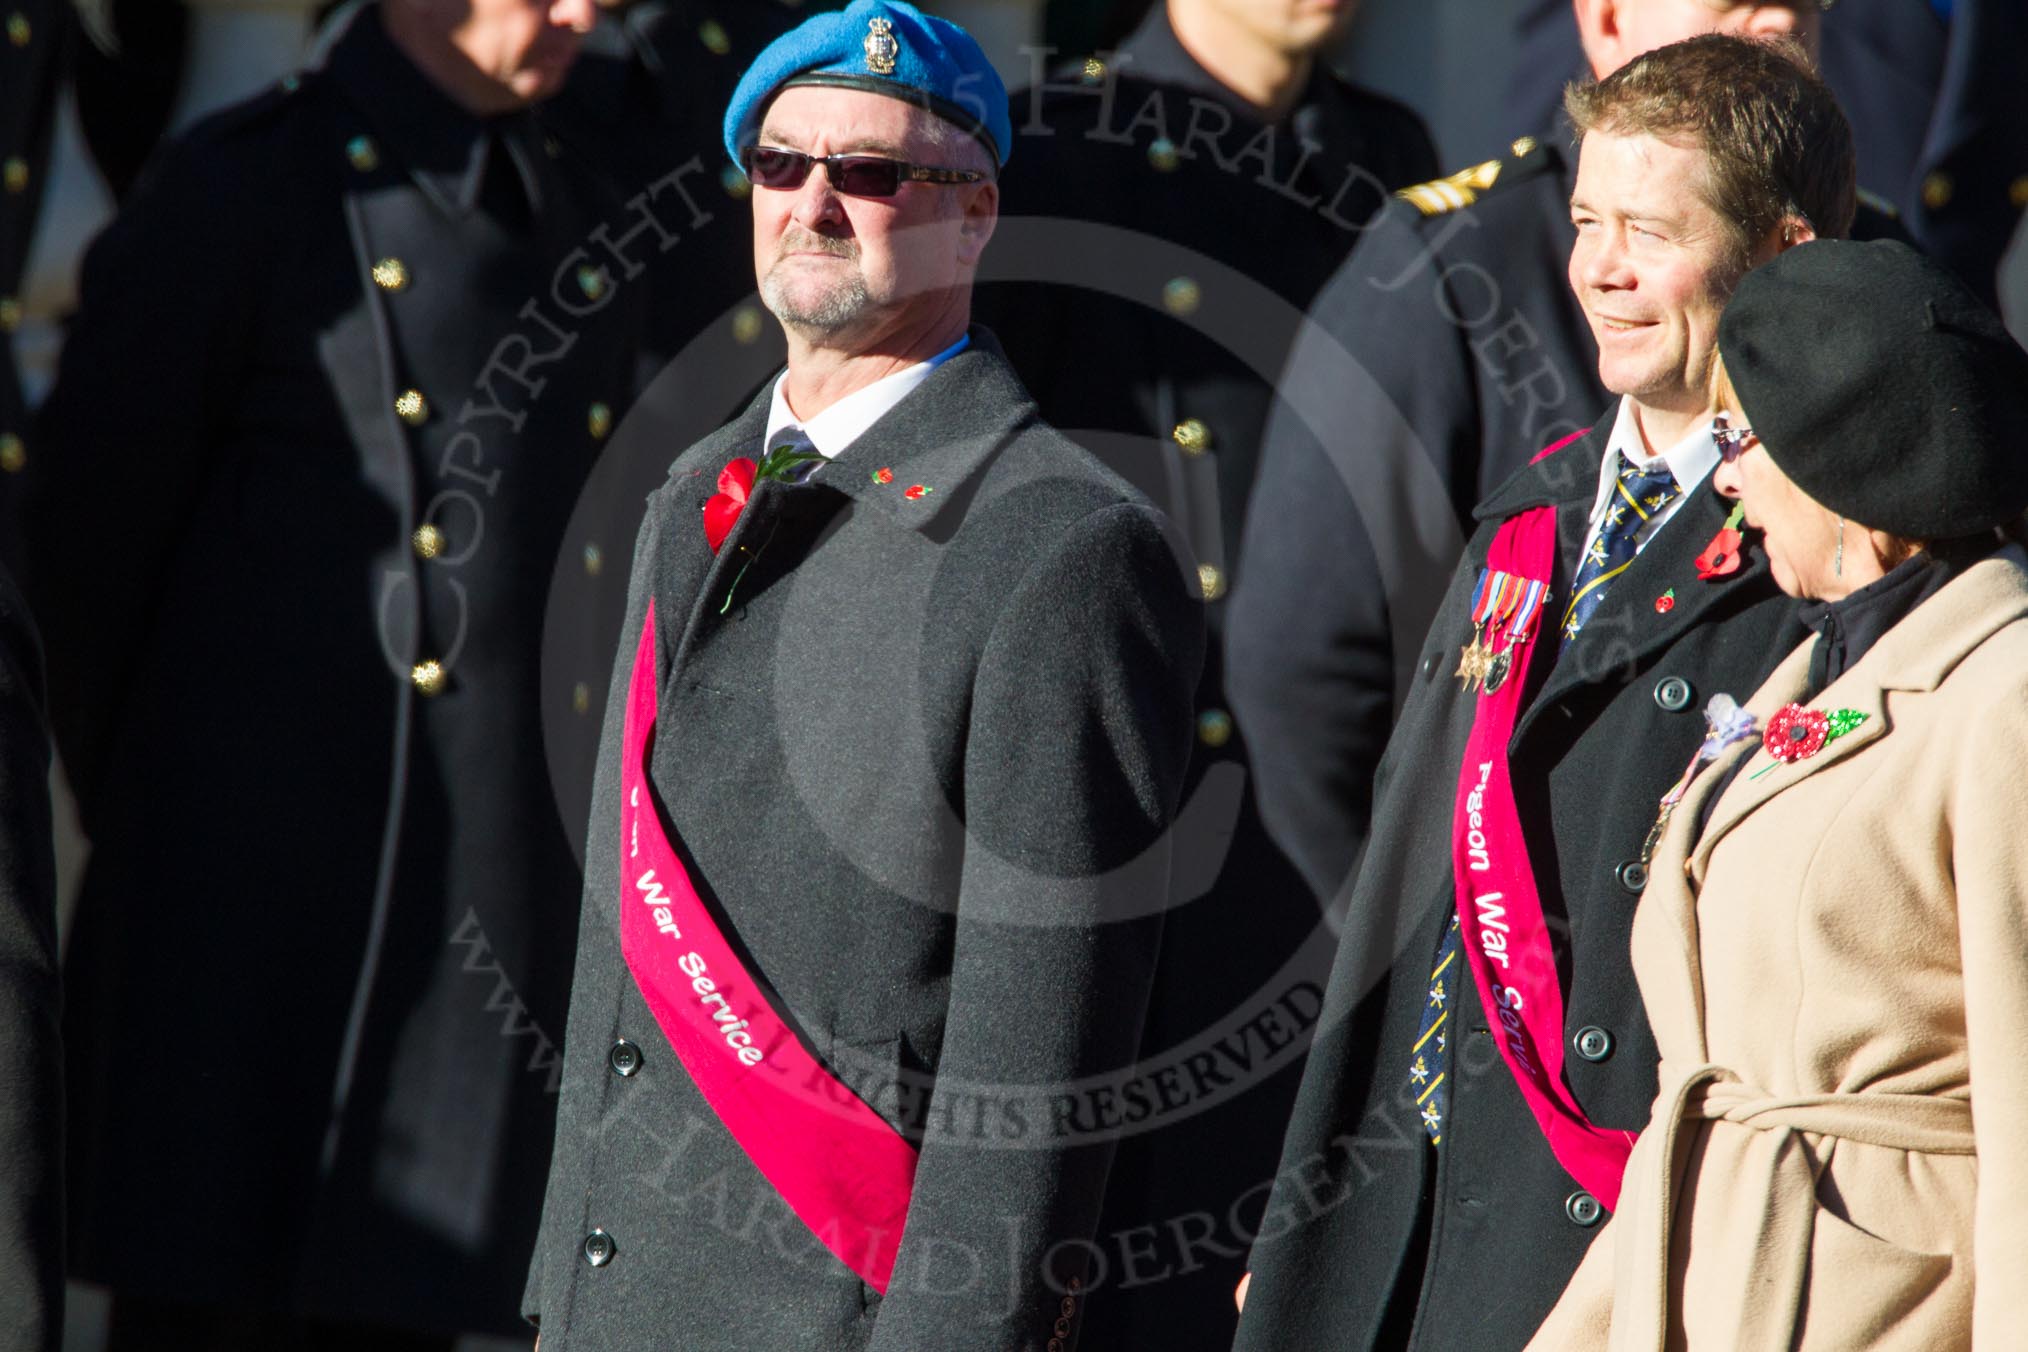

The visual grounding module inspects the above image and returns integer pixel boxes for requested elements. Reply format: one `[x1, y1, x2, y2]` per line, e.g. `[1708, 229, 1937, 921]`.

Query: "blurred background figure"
[974, 3, 1435, 1348]
[26, 0, 648, 1346]
[0, 563, 61, 1352]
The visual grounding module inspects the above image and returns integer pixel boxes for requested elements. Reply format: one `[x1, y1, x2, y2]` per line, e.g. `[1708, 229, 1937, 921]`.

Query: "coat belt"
[1615, 1063, 1974, 1352]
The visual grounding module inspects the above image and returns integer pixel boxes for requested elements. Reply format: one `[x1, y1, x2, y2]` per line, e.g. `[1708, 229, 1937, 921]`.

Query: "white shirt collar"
[1585, 396, 1723, 537]
[762, 334, 970, 462]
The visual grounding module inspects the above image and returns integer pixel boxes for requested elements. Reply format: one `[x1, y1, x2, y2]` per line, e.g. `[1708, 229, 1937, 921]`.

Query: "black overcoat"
[28, 6, 643, 1334]
[1233, 412, 1800, 1351]
[0, 563, 60, 1352]
[522, 335, 1205, 1352]
[974, 14, 1436, 1345]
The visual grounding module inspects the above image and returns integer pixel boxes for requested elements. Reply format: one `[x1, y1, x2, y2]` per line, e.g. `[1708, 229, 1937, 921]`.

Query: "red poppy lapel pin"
[1694, 504, 1748, 580]
[701, 442, 825, 554]
[1750, 703, 1868, 778]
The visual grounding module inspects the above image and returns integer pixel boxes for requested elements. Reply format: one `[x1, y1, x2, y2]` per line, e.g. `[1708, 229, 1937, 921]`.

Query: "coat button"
[395, 389, 429, 426]
[698, 18, 731, 54]
[588, 402, 613, 439]
[1054, 1316, 1072, 1337]
[1653, 676, 1693, 712]
[576, 265, 608, 301]
[0, 296, 19, 332]
[608, 1039, 642, 1077]
[1198, 564, 1226, 601]
[1197, 709, 1234, 749]
[1163, 276, 1201, 316]
[371, 257, 410, 292]
[412, 523, 446, 559]
[1921, 171, 1953, 210]
[583, 1229, 616, 1266]
[1573, 1026, 1614, 1062]
[1421, 652, 1442, 681]
[1147, 137, 1180, 172]
[6, 13, 30, 46]
[1171, 418, 1212, 455]
[2, 157, 27, 193]
[345, 134, 379, 172]
[0, 432, 23, 474]
[1615, 860, 1648, 895]
[1565, 1191, 1603, 1227]
[411, 660, 448, 696]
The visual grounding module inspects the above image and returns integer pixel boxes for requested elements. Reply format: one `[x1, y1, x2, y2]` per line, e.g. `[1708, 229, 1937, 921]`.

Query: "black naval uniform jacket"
[523, 335, 1205, 1352]
[28, 6, 642, 1335]
[1231, 412, 1799, 1352]
[0, 564, 61, 1352]
[975, 15, 1435, 1346]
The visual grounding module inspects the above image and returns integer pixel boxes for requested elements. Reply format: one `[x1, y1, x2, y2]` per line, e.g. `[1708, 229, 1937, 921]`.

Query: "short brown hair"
[1564, 34, 1856, 255]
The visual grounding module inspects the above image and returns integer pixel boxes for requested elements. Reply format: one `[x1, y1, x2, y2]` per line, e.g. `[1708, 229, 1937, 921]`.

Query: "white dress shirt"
[761, 334, 971, 463]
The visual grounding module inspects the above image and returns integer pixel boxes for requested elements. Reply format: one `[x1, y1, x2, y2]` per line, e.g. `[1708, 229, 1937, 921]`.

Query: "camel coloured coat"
[1529, 547, 2028, 1351]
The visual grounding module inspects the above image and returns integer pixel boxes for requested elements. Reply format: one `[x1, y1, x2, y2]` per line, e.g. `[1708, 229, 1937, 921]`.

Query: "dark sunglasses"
[1711, 412, 1756, 463]
[742, 146, 987, 199]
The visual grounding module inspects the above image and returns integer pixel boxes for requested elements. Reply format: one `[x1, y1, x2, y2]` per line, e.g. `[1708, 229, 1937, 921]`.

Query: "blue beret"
[722, 0, 1012, 170]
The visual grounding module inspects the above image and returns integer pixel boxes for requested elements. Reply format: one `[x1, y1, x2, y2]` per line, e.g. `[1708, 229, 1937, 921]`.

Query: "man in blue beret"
[520, 5, 1205, 1350]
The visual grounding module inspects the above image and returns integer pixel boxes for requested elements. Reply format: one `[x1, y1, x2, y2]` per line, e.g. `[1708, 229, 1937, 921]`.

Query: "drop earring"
[1834, 517, 1844, 577]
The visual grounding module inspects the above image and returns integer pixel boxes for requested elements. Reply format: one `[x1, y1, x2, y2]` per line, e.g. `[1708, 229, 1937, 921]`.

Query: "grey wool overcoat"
[523, 331, 1206, 1352]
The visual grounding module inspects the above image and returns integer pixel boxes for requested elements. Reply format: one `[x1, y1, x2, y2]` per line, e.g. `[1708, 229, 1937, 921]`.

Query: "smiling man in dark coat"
[1233, 36, 1857, 1351]
[521, 5, 1204, 1351]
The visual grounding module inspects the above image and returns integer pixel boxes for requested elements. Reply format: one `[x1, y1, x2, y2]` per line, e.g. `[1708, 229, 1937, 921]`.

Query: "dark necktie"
[1408, 912, 1460, 1143]
[766, 425, 824, 483]
[1559, 454, 1681, 650]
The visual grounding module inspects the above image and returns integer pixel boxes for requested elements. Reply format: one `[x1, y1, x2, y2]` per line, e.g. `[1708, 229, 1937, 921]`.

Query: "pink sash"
[618, 601, 918, 1290]
[1449, 431, 1637, 1209]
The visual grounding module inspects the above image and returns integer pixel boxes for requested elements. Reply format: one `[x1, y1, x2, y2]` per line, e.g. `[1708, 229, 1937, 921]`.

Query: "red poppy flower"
[1762, 703, 1828, 763]
[702, 458, 757, 553]
[903, 484, 930, 501]
[872, 467, 894, 485]
[1695, 526, 1743, 580]
[1655, 589, 1676, 614]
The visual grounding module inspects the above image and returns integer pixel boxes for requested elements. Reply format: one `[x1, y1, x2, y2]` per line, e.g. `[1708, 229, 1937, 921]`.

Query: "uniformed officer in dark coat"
[0, 0, 67, 572]
[972, 8, 1435, 1344]
[28, 0, 647, 1343]
[0, 562, 61, 1352]
[1232, 36, 1856, 1350]
[1228, 0, 1905, 906]
[523, 6, 1204, 1349]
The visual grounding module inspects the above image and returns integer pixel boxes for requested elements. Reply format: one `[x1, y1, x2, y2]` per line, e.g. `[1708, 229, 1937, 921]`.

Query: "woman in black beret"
[1526, 237, 2028, 1350]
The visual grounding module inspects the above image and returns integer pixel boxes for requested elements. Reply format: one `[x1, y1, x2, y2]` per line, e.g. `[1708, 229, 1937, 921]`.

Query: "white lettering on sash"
[1475, 894, 1511, 969]
[1493, 985, 1537, 1077]
[667, 946, 766, 1066]
[1467, 760, 1494, 871]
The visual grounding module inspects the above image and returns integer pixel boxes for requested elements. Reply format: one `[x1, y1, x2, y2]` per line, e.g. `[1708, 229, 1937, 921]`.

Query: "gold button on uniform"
[1171, 418, 1212, 455]
[1081, 56, 1107, 84]
[2011, 175, 2028, 210]
[588, 402, 613, 439]
[411, 660, 447, 696]
[395, 389, 429, 425]
[1922, 171, 1953, 210]
[2, 158, 26, 193]
[1163, 277, 1201, 317]
[1148, 138, 1180, 172]
[6, 12, 29, 45]
[1198, 709, 1234, 749]
[0, 297, 19, 332]
[699, 19, 731, 54]
[345, 135, 379, 172]
[573, 682, 592, 715]
[732, 307, 764, 344]
[371, 257, 410, 292]
[1510, 136, 1538, 157]
[0, 433, 24, 475]
[721, 165, 752, 200]
[1198, 563, 1226, 601]
[577, 265, 607, 301]
[412, 523, 446, 559]
[583, 543, 604, 576]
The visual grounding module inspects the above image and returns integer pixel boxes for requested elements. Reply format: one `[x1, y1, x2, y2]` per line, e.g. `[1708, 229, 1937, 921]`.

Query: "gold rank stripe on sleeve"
[1395, 157, 1504, 217]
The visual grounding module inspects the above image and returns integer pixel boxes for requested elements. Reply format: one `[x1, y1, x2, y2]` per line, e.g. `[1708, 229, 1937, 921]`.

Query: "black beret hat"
[1719, 238, 2028, 539]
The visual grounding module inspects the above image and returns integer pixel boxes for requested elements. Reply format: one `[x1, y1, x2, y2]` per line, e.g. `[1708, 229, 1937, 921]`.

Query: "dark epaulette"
[1395, 135, 1560, 217]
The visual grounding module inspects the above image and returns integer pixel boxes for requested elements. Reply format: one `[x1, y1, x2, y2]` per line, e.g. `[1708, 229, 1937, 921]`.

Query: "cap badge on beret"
[864, 17, 898, 76]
